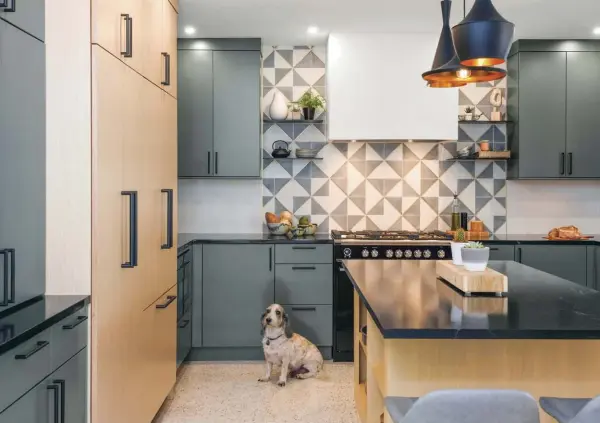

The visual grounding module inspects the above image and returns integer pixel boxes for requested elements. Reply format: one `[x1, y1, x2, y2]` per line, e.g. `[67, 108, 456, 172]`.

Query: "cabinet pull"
[0, 0, 15, 12]
[161, 189, 174, 250]
[0, 249, 9, 306]
[15, 340, 49, 360]
[179, 319, 190, 329]
[568, 152, 573, 175]
[292, 246, 316, 250]
[215, 152, 219, 175]
[208, 151, 211, 174]
[489, 248, 500, 251]
[292, 266, 316, 270]
[62, 315, 88, 330]
[517, 247, 523, 263]
[121, 191, 138, 268]
[156, 295, 177, 309]
[54, 379, 66, 423]
[47, 385, 60, 423]
[291, 307, 317, 311]
[269, 247, 272, 271]
[161, 52, 171, 86]
[560, 152, 565, 175]
[120, 14, 133, 58]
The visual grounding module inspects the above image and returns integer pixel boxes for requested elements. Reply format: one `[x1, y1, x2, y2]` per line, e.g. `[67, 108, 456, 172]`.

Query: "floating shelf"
[458, 120, 512, 124]
[264, 157, 322, 160]
[263, 119, 324, 124]
[447, 157, 509, 161]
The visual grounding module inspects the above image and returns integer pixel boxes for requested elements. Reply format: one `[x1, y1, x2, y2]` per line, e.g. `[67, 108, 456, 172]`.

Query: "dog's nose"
[266, 317, 272, 324]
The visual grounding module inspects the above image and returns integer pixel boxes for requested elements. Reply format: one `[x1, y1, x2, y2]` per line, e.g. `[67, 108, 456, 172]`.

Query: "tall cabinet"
[91, 1, 178, 422]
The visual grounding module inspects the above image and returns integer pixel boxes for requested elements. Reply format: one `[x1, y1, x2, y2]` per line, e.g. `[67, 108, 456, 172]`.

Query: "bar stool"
[385, 390, 539, 423]
[539, 396, 600, 423]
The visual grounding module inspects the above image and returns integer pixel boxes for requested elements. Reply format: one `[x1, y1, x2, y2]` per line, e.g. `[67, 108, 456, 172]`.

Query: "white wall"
[45, 0, 91, 294]
[178, 180, 264, 233]
[506, 180, 600, 234]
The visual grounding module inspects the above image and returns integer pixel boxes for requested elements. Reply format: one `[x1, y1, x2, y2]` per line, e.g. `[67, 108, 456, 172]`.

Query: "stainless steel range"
[331, 230, 453, 362]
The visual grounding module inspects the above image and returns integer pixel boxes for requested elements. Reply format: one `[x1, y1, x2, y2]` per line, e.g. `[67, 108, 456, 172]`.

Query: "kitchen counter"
[486, 234, 600, 244]
[0, 295, 90, 355]
[343, 259, 600, 339]
[178, 232, 333, 250]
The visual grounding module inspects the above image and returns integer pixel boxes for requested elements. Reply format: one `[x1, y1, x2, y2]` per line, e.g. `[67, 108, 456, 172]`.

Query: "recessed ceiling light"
[184, 26, 196, 35]
[307, 26, 319, 35]
[593, 27, 600, 36]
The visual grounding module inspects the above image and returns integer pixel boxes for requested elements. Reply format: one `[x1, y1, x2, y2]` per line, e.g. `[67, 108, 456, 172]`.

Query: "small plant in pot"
[451, 228, 468, 265]
[297, 90, 326, 121]
[464, 106, 475, 121]
[461, 241, 490, 272]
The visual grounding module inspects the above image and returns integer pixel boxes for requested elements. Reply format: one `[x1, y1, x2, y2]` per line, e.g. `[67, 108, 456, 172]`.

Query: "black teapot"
[271, 140, 291, 158]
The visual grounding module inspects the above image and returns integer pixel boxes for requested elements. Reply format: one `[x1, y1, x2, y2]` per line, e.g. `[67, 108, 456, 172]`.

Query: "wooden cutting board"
[437, 280, 508, 314]
[436, 261, 508, 296]
[446, 230, 490, 240]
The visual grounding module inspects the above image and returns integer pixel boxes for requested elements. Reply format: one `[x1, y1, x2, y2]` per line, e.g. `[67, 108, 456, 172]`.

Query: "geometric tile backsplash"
[262, 46, 508, 235]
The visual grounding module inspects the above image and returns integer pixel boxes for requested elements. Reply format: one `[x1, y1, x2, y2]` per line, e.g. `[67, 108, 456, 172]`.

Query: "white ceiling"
[178, 0, 600, 46]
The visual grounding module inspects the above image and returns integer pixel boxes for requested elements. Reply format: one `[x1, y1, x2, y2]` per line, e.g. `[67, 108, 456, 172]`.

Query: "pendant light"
[422, 0, 506, 87]
[452, 0, 515, 67]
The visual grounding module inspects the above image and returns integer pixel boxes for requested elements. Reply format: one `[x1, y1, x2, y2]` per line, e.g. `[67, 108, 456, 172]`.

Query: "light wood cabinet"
[169, 0, 178, 12]
[162, 0, 178, 97]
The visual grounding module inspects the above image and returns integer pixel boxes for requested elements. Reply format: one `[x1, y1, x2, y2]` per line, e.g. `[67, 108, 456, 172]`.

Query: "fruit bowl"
[267, 222, 291, 236]
[298, 223, 318, 236]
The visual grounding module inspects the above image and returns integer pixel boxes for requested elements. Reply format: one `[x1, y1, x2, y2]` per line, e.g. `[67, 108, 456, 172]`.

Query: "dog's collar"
[265, 334, 284, 345]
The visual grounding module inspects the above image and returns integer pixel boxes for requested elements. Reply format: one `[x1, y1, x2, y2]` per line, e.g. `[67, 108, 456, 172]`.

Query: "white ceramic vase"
[269, 91, 288, 121]
[451, 242, 467, 265]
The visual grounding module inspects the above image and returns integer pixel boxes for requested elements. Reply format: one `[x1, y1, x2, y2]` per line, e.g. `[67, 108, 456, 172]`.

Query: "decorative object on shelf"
[297, 90, 325, 121]
[464, 106, 475, 120]
[458, 114, 467, 121]
[295, 148, 319, 159]
[472, 113, 483, 121]
[461, 241, 491, 272]
[470, 220, 484, 233]
[288, 102, 302, 120]
[452, 0, 515, 67]
[477, 150, 510, 159]
[271, 140, 291, 158]
[457, 145, 474, 158]
[479, 140, 490, 151]
[460, 212, 469, 230]
[423, 0, 507, 88]
[267, 222, 291, 236]
[451, 228, 468, 265]
[490, 88, 504, 121]
[451, 193, 461, 230]
[268, 90, 289, 121]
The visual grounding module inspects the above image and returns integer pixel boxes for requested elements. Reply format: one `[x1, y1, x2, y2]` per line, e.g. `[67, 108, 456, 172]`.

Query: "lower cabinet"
[192, 244, 202, 347]
[177, 309, 192, 367]
[516, 245, 588, 287]
[283, 305, 333, 347]
[485, 244, 515, 261]
[177, 247, 193, 366]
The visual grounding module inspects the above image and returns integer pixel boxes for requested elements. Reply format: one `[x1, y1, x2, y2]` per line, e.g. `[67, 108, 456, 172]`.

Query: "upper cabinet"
[0, 0, 45, 41]
[178, 39, 262, 178]
[507, 40, 600, 179]
[327, 33, 458, 141]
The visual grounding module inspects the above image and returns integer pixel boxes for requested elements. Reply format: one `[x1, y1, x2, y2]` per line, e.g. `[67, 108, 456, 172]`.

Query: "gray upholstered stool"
[386, 390, 539, 423]
[540, 396, 600, 423]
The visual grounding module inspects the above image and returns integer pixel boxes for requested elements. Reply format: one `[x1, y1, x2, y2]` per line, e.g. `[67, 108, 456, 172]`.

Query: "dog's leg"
[294, 362, 319, 379]
[258, 361, 272, 382]
[278, 358, 290, 387]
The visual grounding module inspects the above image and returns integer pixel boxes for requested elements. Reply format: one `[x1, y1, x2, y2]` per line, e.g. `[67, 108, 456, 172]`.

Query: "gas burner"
[332, 230, 452, 241]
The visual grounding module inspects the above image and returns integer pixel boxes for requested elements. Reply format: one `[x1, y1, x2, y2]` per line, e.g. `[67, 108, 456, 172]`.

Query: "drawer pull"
[291, 307, 317, 311]
[292, 246, 316, 250]
[292, 266, 316, 270]
[15, 340, 49, 360]
[54, 379, 66, 423]
[0, 0, 16, 12]
[62, 316, 88, 330]
[179, 319, 190, 329]
[47, 384, 59, 423]
[489, 248, 500, 251]
[156, 295, 177, 309]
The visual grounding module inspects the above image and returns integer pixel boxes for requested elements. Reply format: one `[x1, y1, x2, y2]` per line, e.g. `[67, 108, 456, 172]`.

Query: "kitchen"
[2, 0, 600, 423]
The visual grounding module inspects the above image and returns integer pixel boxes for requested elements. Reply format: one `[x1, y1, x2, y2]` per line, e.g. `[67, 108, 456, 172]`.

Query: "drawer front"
[485, 244, 515, 261]
[177, 310, 192, 368]
[275, 244, 333, 264]
[51, 307, 89, 369]
[283, 305, 333, 346]
[0, 328, 52, 413]
[275, 264, 333, 305]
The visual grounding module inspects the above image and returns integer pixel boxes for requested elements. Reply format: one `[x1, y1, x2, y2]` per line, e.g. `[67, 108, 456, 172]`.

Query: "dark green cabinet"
[0, 376, 48, 423]
[0, 0, 45, 41]
[178, 39, 261, 178]
[516, 245, 588, 287]
[177, 247, 193, 366]
[486, 244, 515, 261]
[192, 244, 203, 347]
[202, 244, 274, 347]
[51, 348, 87, 423]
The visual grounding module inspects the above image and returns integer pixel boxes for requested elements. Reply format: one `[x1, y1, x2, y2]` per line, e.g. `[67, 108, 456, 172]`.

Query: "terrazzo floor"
[154, 362, 359, 423]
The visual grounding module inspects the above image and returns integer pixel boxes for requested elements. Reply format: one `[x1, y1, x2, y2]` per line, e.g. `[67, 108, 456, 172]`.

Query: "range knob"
[437, 249, 446, 259]
[371, 249, 379, 258]
[395, 249, 403, 258]
[343, 248, 352, 258]
[361, 249, 370, 258]
[423, 249, 432, 259]
[404, 249, 413, 258]
[414, 249, 422, 258]
[385, 249, 394, 258]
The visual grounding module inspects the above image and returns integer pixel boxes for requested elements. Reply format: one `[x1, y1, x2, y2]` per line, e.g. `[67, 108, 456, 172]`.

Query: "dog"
[258, 304, 323, 387]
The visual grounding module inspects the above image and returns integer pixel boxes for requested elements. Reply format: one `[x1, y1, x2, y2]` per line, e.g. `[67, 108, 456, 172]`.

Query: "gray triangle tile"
[494, 179, 506, 196]
[458, 126, 472, 142]
[494, 216, 507, 232]
[293, 197, 310, 212]
[280, 160, 294, 176]
[263, 51, 275, 68]
[475, 180, 492, 198]
[263, 76, 274, 88]
[295, 162, 312, 178]
[275, 68, 292, 85]
[313, 74, 326, 87]
[496, 196, 506, 210]
[475, 197, 492, 213]
[479, 126, 495, 143]
[263, 158, 273, 170]
[274, 198, 287, 214]
[296, 178, 311, 194]
[459, 90, 473, 106]
[423, 197, 438, 212]
[439, 180, 455, 197]
[402, 160, 420, 177]
[403, 144, 420, 160]
[424, 218, 439, 232]
[277, 122, 295, 139]
[263, 196, 273, 207]
[263, 149, 273, 159]
[421, 162, 437, 179]
[459, 160, 476, 177]
[332, 199, 348, 215]
[331, 178, 348, 194]
[421, 178, 438, 196]
[350, 181, 366, 198]
[314, 181, 329, 196]
[368, 179, 385, 195]
[314, 86, 326, 97]
[441, 142, 458, 157]
[293, 70, 310, 86]
[263, 87, 274, 99]
[402, 182, 419, 198]
[423, 145, 439, 160]
[317, 218, 330, 234]
[312, 163, 328, 179]
[349, 144, 366, 161]
[277, 49, 293, 67]
[349, 197, 366, 213]
[311, 199, 327, 215]
[278, 87, 293, 102]
[333, 143, 348, 158]
[314, 123, 327, 136]
[439, 160, 455, 176]
[368, 143, 386, 160]
[331, 215, 348, 229]
[496, 161, 507, 171]
[390, 217, 403, 231]
[387, 161, 403, 177]
[384, 143, 403, 160]
[274, 178, 291, 195]
[440, 214, 453, 228]
[478, 105, 494, 121]
[332, 163, 347, 179]
[457, 179, 473, 195]
[404, 214, 420, 230]
[387, 197, 402, 214]
[349, 160, 368, 177]
[368, 199, 385, 216]
[263, 178, 275, 194]
[477, 162, 494, 178]
[295, 51, 325, 68]
[383, 179, 401, 195]
[366, 217, 380, 231]
[365, 161, 381, 177]
[404, 199, 421, 216]
[440, 202, 453, 215]
[263, 120, 273, 132]
[348, 215, 364, 229]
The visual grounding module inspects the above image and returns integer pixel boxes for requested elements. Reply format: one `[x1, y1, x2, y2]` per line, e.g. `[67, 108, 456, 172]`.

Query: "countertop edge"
[178, 235, 334, 251]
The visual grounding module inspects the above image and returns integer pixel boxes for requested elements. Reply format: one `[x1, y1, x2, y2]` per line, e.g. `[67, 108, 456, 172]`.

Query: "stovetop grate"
[331, 230, 453, 241]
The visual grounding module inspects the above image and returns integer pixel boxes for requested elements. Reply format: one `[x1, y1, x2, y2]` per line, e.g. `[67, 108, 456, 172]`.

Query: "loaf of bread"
[547, 225, 583, 239]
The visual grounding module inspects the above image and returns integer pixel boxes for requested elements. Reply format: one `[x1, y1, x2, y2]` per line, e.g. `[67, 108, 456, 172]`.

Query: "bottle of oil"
[451, 194, 460, 231]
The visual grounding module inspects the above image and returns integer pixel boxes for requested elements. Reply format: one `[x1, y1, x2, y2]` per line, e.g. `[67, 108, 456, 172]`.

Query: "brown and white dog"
[259, 304, 323, 387]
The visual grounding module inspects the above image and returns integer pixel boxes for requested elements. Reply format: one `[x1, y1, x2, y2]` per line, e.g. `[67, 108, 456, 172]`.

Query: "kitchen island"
[343, 260, 600, 423]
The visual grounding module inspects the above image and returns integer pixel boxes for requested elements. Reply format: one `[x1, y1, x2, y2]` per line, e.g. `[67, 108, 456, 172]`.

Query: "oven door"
[333, 261, 354, 362]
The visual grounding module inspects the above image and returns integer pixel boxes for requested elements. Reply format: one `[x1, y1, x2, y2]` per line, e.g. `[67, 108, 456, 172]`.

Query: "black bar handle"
[291, 307, 317, 311]
[215, 152, 218, 175]
[161, 189, 174, 249]
[0, 0, 15, 12]
[7, 249, 14, 303]
[179, 319, 190, 329]
[269, 247, 272, 271]
[0, 250, 8, 307]
[292, 266, 316, 270]
[489, 248, 500, 251]
[121, 191, 138, 268]
[208, 151, 211, 174]
[54, 379, 66, 423]
[47, 385, 59, 423]
[161, 52, 171, 86]
[292, 246, 316, 250]
[15, 340, 49, 360]
[560, 152, 565, 175]
[120, 14, 133, 57]
[568, 152, 573, 175]
[62, 316, 88, 330]
[517, 247, 523, 263]
[156, 295, 177, 309]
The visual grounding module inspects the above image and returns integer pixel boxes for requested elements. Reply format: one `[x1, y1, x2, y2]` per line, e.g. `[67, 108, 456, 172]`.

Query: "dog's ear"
[260, 311, 267, 336]
[283, 312, 293, 338]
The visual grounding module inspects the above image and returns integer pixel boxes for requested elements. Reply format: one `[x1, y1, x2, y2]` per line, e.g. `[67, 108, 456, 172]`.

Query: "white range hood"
[327, 33, 458, 142]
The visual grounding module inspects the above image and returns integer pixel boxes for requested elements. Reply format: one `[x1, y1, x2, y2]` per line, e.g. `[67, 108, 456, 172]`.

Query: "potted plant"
[461, 241, 490, 272]
[451, 228, 468, 265]
[479, 140, 490, 152]
[288, 101, 302, 120]
[464, 106, 475, 121]
[297, 90, 326, 121]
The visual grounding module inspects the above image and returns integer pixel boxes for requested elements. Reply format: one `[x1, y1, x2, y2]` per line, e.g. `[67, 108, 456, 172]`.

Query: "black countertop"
[0, 295, 90, 356]
[343, 259, 600, 340]
[486, 234, 600, 245]
[178, 233, 333, 250]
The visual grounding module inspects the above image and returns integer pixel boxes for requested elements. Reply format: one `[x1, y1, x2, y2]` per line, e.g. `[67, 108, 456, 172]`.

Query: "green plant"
[464, 241, 486, 249]
[454, 228, 467, 243]
[297, 90, 326, 111]
[464, 106, 475, 114]
[288, 101, 301, 112]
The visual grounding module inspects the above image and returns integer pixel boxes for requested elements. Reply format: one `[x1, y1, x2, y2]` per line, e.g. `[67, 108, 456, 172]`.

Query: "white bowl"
[267, 222, 290, 236]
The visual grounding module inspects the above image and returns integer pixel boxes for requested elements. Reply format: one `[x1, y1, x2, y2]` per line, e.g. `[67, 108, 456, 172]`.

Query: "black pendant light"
[452, 0, 515, 67]
[422, 0, 506, 87]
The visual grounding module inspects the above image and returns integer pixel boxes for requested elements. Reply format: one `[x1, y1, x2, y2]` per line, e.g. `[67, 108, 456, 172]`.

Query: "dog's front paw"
[258, 377, 270, 382]
[277, 381, 286, 387]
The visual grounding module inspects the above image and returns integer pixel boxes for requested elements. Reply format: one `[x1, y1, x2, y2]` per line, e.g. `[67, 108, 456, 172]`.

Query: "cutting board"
[436, 261, 508, 296]
[437, 281, 508, 314]
[446, 230, 490, 240]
